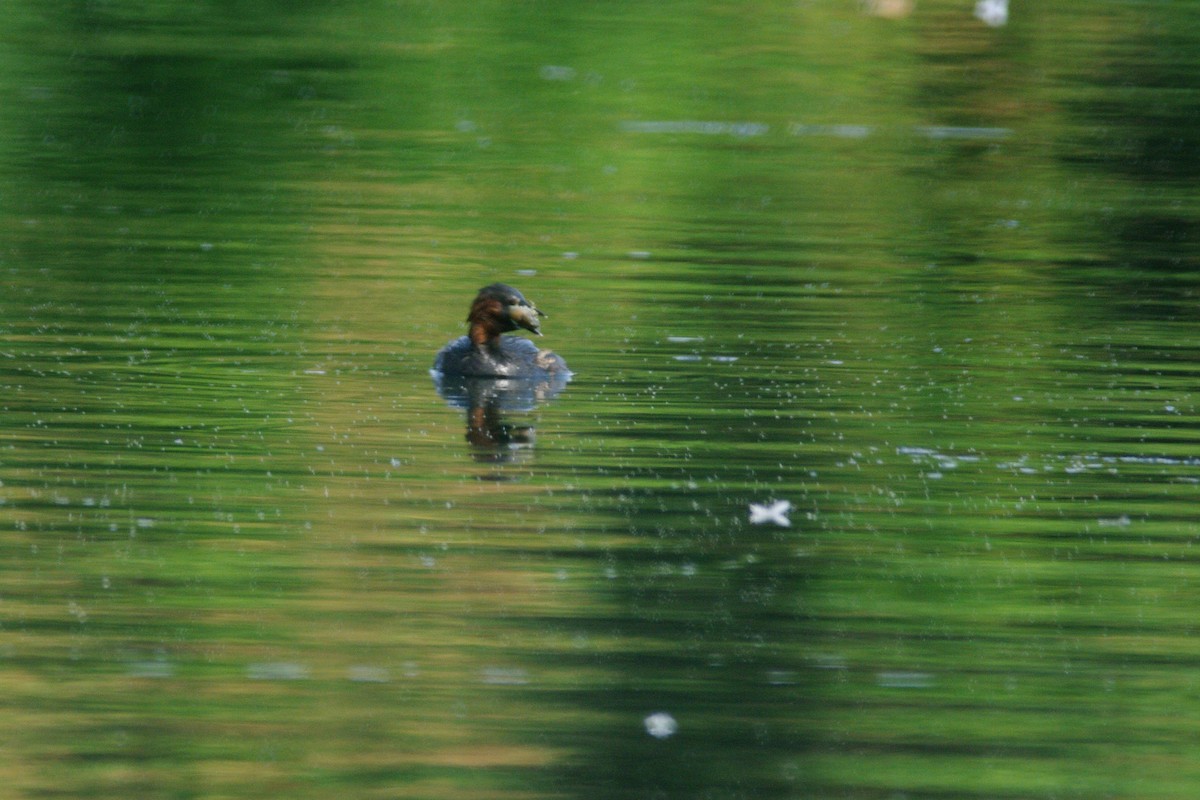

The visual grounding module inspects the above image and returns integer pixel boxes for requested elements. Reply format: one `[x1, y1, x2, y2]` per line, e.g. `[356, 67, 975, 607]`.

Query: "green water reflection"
[3, 1, 1200, 798]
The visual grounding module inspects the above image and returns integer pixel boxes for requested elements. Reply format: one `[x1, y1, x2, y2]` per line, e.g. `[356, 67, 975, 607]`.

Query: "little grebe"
[433, 283, 569, 379]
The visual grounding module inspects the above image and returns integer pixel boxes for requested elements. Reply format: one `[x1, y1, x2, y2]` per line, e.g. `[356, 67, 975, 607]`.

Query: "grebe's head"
[468, 283, 546, 338]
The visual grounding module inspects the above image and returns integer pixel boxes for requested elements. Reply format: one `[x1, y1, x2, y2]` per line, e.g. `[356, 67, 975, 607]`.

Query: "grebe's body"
[433, 284, 569, 379]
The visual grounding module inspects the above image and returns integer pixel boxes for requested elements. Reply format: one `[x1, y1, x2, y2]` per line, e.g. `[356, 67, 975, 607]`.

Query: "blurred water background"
[4, 1, 1200, 797]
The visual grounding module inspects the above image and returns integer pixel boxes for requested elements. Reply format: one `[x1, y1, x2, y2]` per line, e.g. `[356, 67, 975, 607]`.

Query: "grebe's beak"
[509, 302, 545, 335]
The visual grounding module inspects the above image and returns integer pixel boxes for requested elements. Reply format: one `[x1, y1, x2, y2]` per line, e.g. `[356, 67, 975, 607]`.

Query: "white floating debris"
[621, 120, 768, 137]
[539, 65, 576, 81]
[863, 0, 914, 19]
[347, 666, 390, 683]
[789, 123, 872, 138]
[812, 654, 848, 671]
[749, 499, 792, 527]
[481, 666, 530, 685]
[247, 662, 309, 681]
[127, 660, 175, 679]
[644, 712, 678, 739]
[974, 0, 1009, 27]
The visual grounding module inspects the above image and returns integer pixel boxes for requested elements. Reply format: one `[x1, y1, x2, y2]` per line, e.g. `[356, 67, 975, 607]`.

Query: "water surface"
[3, 2, 1200, 798]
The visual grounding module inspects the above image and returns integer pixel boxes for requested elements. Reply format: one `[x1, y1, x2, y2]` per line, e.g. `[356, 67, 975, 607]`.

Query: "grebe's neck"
[468, 321, 497, 348]
[467, 295, 507, 350]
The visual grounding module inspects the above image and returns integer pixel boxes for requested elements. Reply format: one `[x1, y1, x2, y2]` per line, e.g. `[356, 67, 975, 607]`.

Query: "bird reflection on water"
[431, 284, 571, 464]
[431, 371, 571, 465]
